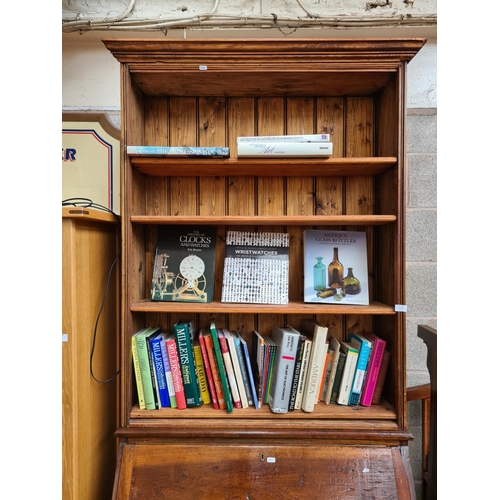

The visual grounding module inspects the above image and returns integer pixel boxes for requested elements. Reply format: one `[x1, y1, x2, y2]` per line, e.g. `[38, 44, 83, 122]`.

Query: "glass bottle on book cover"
[343, 267, 361, 295]
[328, 247, 344, 289]
[313, 257, 326, 291]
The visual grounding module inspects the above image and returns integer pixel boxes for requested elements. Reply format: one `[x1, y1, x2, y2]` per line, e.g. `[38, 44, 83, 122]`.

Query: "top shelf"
[129, 156, 397, 177]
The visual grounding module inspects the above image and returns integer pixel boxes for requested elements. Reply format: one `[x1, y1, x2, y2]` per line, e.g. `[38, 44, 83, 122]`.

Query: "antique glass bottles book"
[303, 230, 369, 305]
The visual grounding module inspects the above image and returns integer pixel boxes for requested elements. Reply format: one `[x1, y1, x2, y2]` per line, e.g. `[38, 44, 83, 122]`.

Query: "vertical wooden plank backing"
[256, 97, 286, 335]
[314, 97, 345, 341]
[345, 97, 375, 336]
[226, 97, 256, 338]
[198, 97, 227, 329]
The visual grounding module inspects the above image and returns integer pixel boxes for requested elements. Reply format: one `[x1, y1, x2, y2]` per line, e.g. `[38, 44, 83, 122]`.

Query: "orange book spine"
[203, 333, 227, 409]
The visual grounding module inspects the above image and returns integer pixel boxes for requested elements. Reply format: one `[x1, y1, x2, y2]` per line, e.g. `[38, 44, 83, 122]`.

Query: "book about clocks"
[303, 230, 369, 305]
[151, 225, 217, 303]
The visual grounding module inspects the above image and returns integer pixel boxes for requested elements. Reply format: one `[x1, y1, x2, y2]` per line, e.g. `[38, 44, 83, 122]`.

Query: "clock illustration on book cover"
[172, 255, 208, 302]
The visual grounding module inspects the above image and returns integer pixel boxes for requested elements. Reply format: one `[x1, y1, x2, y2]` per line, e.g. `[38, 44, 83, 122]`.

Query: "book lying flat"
[236, 142, 332, 158]
[127, 146, 230, 157]
[237, 134, 330, 143]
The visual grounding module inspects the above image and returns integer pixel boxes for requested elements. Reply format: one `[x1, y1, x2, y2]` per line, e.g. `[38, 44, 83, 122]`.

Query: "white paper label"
[266, 457, 276, 463]
[395, 304, 407, 312]
[62, 334, 68, 342]
[199, 65, 208, 71]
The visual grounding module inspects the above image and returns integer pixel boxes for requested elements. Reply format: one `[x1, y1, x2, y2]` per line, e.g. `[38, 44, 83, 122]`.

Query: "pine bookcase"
[104, 38, 425, 499]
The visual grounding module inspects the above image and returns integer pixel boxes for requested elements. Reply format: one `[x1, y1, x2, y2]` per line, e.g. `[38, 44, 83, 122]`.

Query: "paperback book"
[303, 229, 369, 305]
[237, 134, 330, 143]
[221, 231, 290, 305]
[237, 141, 332, 158]
[127, 145, 230, 157]
[151, 225, 217, 303]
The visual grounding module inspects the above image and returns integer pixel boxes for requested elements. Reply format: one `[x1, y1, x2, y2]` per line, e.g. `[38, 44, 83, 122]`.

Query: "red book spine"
[166, 337, 187, 410]
[198, 330, 219, 409]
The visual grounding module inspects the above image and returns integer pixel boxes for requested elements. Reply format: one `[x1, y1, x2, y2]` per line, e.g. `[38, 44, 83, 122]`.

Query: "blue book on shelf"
[127, 146, 230, 157]
[237, 332, 260, 409]
[149, 332, 171, 408]
[347, 332, 373, 406]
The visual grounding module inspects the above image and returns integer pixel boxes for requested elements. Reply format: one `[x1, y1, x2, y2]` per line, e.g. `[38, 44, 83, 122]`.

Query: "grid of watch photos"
[221, 231, 290, 305]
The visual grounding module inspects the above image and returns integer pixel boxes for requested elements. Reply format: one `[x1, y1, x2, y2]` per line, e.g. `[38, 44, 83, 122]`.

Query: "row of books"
[131, 317, 390, 413]
[126, 133, 333, 158]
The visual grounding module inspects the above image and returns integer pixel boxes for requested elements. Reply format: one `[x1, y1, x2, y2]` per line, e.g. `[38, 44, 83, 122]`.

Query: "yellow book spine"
[194, 344, 211, 405]
[131, 336, 146, 410]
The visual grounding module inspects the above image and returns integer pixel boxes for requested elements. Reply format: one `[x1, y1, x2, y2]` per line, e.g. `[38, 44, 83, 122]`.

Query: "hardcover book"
[347, 333, 373, 406]
[127, 145, 230, 157]
[217, 329, 242, 409]
[359, 332, 387, 407]
[209, 321, 234, 413]
[145, 328, 163, 410]
[236, 141, 332, 158]
[150, 332, 171, 408]
[165, 334, 187, 410]
[263, 337, 277, 405]
[174, 321, 202, 408]
[221, 231, 290, 305]
[131, 328, 149, 410]
[294, 337, 312, 410]
[336, 341, 359, 406]
[202, 329, 226, 410]
[324, 337, 341, 405]
[135, 327, 162, 410]
[329, 350, 347, 404]
[286, 331, 306, 411]
[300, 319, 329, 413]
[237, 332, 260, 409]
[371, 349, 391, 405]
[251, 330, 266, 407]
[303, 229, 369, 305]
[160, 335, 177, 408]
[268, 326, 301, 414]
[224, 330, 249, 408]
[151, 225, 217, 303]
[237, 134, 330, 143]
[197, 330, 219, 409]
[193, 342, 211, 405]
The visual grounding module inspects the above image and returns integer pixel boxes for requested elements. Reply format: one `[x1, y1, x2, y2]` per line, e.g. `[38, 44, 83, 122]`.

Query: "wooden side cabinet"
[62, 207, 120, 500]
[103, 38, 426, 500]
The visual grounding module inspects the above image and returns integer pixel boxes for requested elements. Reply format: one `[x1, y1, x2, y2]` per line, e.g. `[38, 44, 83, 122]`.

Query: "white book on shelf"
[237, 134, 330, 143]
[236, 142, 332, 158]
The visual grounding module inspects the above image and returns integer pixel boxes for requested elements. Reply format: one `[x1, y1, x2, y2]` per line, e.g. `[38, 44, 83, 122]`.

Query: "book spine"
[198, 332, 219, 409]
[218, 330, 242, 409]
[288, 337, 305, 411]
[233, 335, 254, 407]
[371, 350, 391, 405]
[337, 346, 359, 406]
[209, 323, 233, 413]
[324, 339, 341, 405]
[330, 352, 347, 404]
[348, 335, 372, 406]
[131, 336, 146, 410]
[265, 340, 277, 404]
[224, 330, 248, 408]
[294, 339, 312, 410]
[146, 333, 160, 409]
[237, 142, 332, 158]
[360, 337, 386, 406]
[135, 332, 156, 410]
[239, 333, 260, 409]
[151, 336, 171, 407]
[166, 338, 187, 410]
[193, 344, 211, 405]
[127, 146, 230, 157]
[203, 333, 226, 410]
[319, 348, 336, 403]
[160, 338, 177, 408]
[237, 133, 330, 143]
[317, 342, 330, 403]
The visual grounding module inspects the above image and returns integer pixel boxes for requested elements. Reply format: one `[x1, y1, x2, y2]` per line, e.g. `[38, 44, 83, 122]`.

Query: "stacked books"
[131, 321, 390, 413]
[236, 134, 332, 158]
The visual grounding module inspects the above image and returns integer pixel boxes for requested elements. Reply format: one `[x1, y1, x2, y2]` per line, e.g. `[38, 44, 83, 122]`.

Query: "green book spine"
[174, 321, 202, 407]
[330, 351, 347, 404]
[135, 327, 156, 410]
[209, 321, 233, 413]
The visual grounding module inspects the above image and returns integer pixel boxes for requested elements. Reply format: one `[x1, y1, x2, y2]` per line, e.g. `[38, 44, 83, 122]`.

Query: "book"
[221, 230, 290, 305]
[324, 337, 341, 405]
[262, 336, 276, 405]
[224, 330, 249, 408]
[236, 141, 332, 158]
[127, 145, 230, 157]
[150, 332, 171, 408]
[359, 332, 387, 407]
[202, 329, 226, 410]
[237, 332, 260, 409]
[268, 326, 301, 414]
[300, 318, 329, 413]
[165, 334, 187, 410]
[135, 327, 161, 410]
[329, 350, 347, 404]
[209, 321, 234, 413]
[131, 328, 149, 410]
[294, 337, 312, 410]
[174, 321, 203, 408]
[151, 225, 217, 303]
[237, 134, 331, 143]
[319, 343, 336, 403]
[371, 350, 391, 405]
[303, 229, 369, 305]
[251, 330, 266, 408]
[160, 334, 177, 408]
[286, 332, 306, 411]
[145, 328, 163, 409]
[193, 342, 211, 405]
[347, 332, 373, 406]
[217, 329, 242, 409]
[336, 341, 359, 406]
[197, 330, 219, 409]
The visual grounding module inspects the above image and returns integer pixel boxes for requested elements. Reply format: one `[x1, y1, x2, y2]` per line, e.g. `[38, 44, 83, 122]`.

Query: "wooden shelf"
[131, 215, 397, 226]
[131, 299, 396, 315]
[129, 156, 397, 177]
